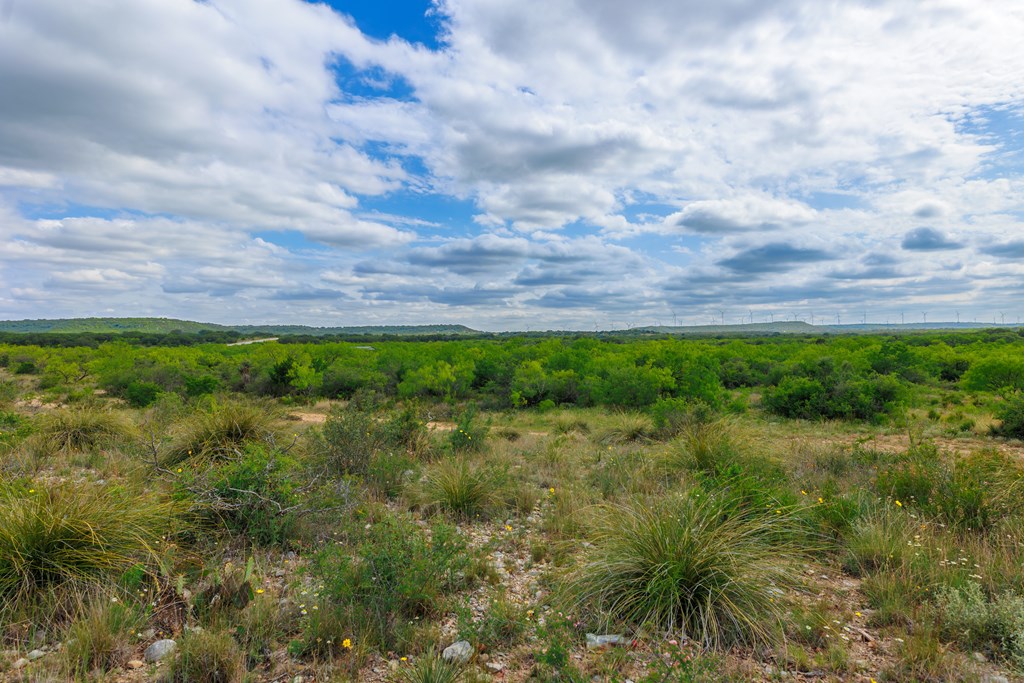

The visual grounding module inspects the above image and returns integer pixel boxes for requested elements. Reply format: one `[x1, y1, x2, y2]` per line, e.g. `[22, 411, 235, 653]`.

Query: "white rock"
[485, 662, 504, 673]
[26, 649, 45, 661]
[442, 640, 473, 665]
[585, 633, 626, 650]
[12, 658, 29, 669]
[144, 639, 177, 663]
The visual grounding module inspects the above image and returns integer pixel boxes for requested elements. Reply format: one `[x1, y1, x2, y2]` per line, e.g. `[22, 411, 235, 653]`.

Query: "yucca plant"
[568, 491, 800, 648]
[164, 400, 277, 465]
[595, 412, 654, 445]
[0, 483, 176, 617]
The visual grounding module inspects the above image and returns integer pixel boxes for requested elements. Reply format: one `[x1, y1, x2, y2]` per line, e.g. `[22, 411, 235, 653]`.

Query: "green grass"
[164, 400, 277, 465]
[400, 656, 465, 683]
[167, 628, 246, 683]
[414, 456, 509, 521]
[29, 406, 135, 456]
[0, 482, 176, 619]
[61, 598, 142, 678]
[568, 491, 801, 648]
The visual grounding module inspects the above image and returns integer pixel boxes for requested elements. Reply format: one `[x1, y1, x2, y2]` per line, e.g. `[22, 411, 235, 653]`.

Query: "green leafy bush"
[124, 380, 162, 407]
[992, 393, 1024, 439]
[301, 514, 474, 653]
[763, 373, 904, 422]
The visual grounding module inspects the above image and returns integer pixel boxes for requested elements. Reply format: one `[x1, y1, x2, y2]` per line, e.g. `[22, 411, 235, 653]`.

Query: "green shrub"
[30, 406, 135, 455]
[449, 406, 486, 453]
[62, 599, 142, 677]
[311, 404, 429, 476]
[0, 483, 175, 617]
[934, 582, 1024, 667]
[164, 401, 276, 465]
[301, 514, 473, 653]
[167, 628, 245, 683]
[456, 592, 527, 648]
[763, 373, 904, 422]
[185, 374, 220, 397]
[568, 492, 800, 648]
[992, 393, 1024, 439]
[124, 380, 162, 408]
[649, 398, 714, 439]
[876, 446, 1023, 532]
[177, 445, 306, 547]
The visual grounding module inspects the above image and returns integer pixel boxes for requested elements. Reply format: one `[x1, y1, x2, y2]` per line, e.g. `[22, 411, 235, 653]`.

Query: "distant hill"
[0, 317, 229, 334]
[0, 318, 480, 337]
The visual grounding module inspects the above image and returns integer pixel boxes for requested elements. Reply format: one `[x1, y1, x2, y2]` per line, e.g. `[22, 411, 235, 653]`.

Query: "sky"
[1, 0, 1023, 331]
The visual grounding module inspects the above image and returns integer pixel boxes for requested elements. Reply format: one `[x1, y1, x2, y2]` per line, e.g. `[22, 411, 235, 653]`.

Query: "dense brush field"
[2, 330, 1024, 682]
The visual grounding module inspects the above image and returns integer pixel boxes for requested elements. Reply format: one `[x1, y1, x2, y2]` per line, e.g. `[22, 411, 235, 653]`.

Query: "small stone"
[972, 651, 988, 663]
[26, 649, 45, 661]
[585, 634, 626, 650]
[292, 676, 306, 683]
[127, 660, 145, 669]
[12, 658, 29, 670]
[141, 628, 156, 640]
[485, 662, 504, 673]
[144, 639, 177, 663]
[442, 640, 474, 665]
[389, 659, 399, 672]
[981, 676, 1009, 683]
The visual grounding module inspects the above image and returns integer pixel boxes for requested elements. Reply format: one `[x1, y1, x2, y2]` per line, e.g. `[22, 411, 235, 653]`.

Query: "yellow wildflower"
[343, 638, 352, 649]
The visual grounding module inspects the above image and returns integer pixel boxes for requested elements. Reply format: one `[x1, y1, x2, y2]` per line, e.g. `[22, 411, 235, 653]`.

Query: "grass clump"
[164, 400, 276, 465]
[568, 491, 800, 648]
[400, 656, 464, 683]
[415, 456, 509, 521]
[595, 412, 654, 444]
[0, 483, 175, 618]
[29, 406, 135, 456]
[62, 599, 142, 678]
[167, 628, 245, 683]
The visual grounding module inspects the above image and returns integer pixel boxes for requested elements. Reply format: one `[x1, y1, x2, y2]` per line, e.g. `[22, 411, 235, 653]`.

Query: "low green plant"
[449, 406, 486, 453]
[167, 628, 245, 683]
[568, 491, 800, 648]
[456, 592, 527, 648]
[301, 514, 474, 653]
[0, 483, 175, 618]
[934, 582, 1024, 667]
[992, 393, 1024, 439]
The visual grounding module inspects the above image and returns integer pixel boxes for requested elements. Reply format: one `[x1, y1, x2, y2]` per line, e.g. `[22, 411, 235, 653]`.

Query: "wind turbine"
[955, 310, 960, 324]
[922, 311, 927, 324]
[749, 310, 754, 324]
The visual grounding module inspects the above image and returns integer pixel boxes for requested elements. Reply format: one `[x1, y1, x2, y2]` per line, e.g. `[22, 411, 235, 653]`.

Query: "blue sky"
[1, 0, 1023, 330]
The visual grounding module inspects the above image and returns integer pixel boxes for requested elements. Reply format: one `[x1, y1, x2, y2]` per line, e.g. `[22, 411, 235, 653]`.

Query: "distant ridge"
[0, 317, 1018, 337]
[0, 318, 479, 336]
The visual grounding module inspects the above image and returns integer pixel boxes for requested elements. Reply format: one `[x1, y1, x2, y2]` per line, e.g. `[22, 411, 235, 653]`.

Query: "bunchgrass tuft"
[61, 598, 142, 678]
[164, 400, 277, 465]
[415, 456, 508, 520]
[401, 655, 464, 683]
[29, 406, 135, 456]
[568, 491, 800, 648]
[595, 412, 654, 445]
[0, 482, 176, 618]
[167, 628, 245, 683]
